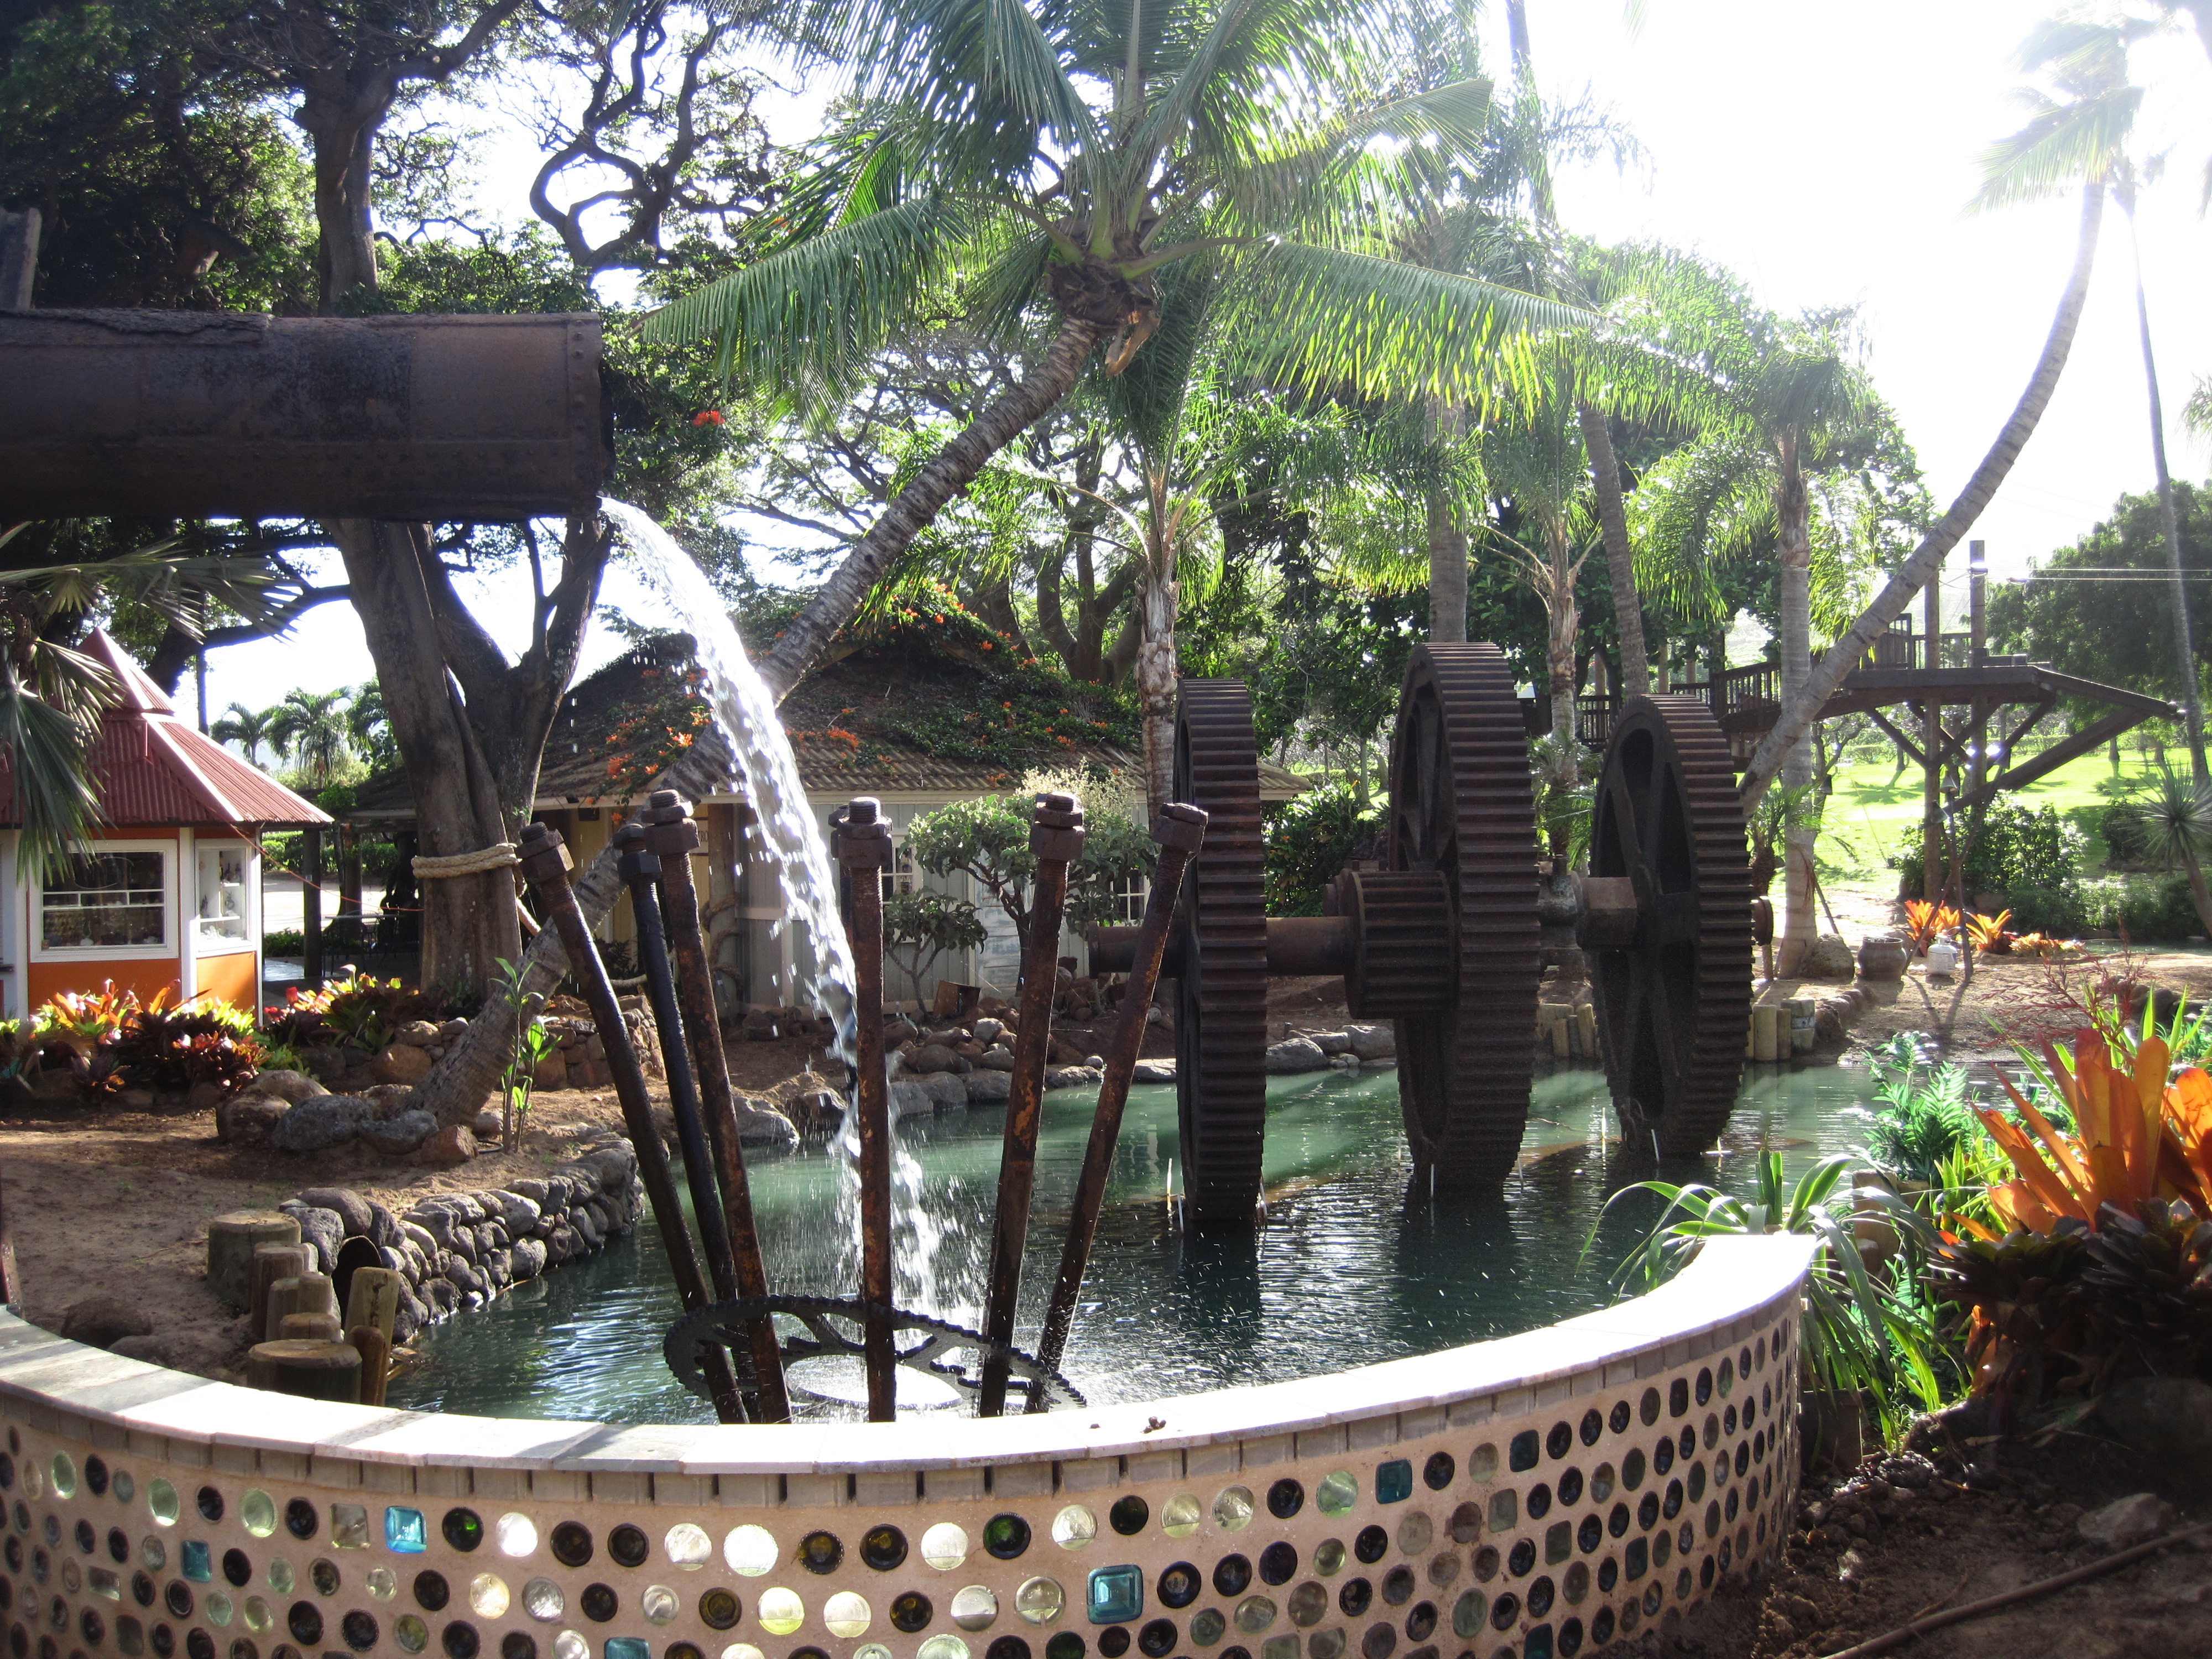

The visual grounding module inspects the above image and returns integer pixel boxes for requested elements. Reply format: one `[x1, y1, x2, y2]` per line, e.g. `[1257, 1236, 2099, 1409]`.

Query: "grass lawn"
[1818, 747, 2173, 881]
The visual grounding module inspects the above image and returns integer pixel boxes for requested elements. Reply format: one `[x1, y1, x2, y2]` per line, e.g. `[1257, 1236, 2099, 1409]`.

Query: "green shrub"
[2098, 799, 2155, 867]
[1262, 779, 1386, 915]
[2007, 883, 2089, 937]
[1891, 802, 2085, 901]
[2078, 873, 2204, 941]
[262, 928, 305, 956]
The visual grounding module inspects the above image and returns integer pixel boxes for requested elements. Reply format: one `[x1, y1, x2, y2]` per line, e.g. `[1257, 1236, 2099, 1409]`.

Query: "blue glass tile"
[1373, 1460, 1412, 1505]
[384, 1509, 427, 1554]
[1509, 1431, 1540, 1473]
[606, 1641, 651, 1659]
[180, 1542, 210, 1584]
[1524, 1624, 1554, 1659]
[1087, 1567, 1143, 1626]
[1624, 1539, 1647, 1582]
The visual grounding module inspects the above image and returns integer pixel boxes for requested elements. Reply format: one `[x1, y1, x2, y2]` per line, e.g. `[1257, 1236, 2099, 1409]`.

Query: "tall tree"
[643, 0, 1572, 704]
[270, 686, 353, 787]
[211, 701, 280, 766]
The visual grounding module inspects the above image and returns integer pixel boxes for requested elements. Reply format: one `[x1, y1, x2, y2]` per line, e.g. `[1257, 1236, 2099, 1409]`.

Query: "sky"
[191, 0, 2212, 733]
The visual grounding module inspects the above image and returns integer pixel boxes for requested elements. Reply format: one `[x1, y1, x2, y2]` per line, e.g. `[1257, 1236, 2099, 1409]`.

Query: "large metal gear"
[664, 1296, 1084, 1416]
[1585, 696, 1754, 1158]
[1172, 680, 1271, 1227]
[1384, 645, 1543, 1186]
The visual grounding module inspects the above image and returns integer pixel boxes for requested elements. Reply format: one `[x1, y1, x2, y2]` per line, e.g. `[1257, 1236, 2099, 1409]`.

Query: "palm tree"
[270, 688, 352, 790]
[642, 0, 1573, 705]
[1742, 17, 2122, 810]
[211, 701, 280, 768]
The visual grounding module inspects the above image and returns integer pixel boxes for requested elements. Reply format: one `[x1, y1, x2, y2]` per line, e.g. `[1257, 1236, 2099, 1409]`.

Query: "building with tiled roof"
[0, 630, 328, 1018]
[346, 632, 1305, 1011]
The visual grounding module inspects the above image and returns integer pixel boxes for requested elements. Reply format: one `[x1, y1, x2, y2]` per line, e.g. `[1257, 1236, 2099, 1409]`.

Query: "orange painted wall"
[197, 952, 258, 1015]
[26, 957, 181, 1013]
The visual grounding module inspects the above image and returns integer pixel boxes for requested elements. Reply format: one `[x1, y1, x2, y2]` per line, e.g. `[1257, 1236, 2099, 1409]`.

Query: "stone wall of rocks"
[276, 1131, 645, 1344]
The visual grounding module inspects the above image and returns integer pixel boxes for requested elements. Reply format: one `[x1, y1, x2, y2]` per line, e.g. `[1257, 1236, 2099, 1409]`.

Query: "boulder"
[299, 1045, 349, 1081]
[370, 1044, 435, 1086]
[916, 1072, 969, 1109]
[411, 1125, 477, 1168]
[287, 1206, 345, 1274]
[185, 1081, 227, 1112]
[363, 1084, 418, 1119]
[881, 1018, 919, 1046]
[972, 1018, 1005, 1042]
[980, 1047, 1017, 1071]
[474, 1108, 504, 1141]
[1132, 1058, 1176, 1084]
[357, 1110, 436, 1156]
[733, 1100, 800, 1151]
[907, 1043, 962, 1074]
[1264, 1037, 1328, 1074]
[268, 1095, 373, 1153]
[1799, 934, 1858, 980]
[107, 1333, 178, 1368]
[1045, 1065, 1102, 1090]
[889, 1078, 931, 1118]
[394, 1020, 440, 1047]
[59, 1296, 153, 1350]
[216, 1095, 291, 1146]
[789, 1088, 842, 1134]
[964, 1069, 1012, 1104]
[241, 1069, 326, 1105]
[2098, 1376, 2212, 1489]
[509, 1238, 547, 1281]
[367, 1202, 402, 1249]
[1329, 1052, 1360, 1071]
[296, 1188, 374, 1238]
[1311, 1031, 1353, 1055]
[2077, 1493, 2176, 1552]
[1345, 1024, 1396, 1061]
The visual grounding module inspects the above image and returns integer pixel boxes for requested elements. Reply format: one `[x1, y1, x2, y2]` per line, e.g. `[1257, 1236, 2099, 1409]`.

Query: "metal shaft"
[516, 822, 747, 1425]
[977, 792, 1085, 1416]
[1029, 805, 1206, 1406]
[639, 790, 792, 1423]
[833, 799, 898, 1421]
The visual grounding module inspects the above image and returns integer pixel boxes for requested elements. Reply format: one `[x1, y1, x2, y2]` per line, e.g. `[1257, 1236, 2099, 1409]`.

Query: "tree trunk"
[757, 315, 1104, 701]
[1136, 562, 1180, 813]
[2123, 194, 2209, 787]
[2178, 837, 2212, 940]
[331, 519, 520, 1027]
[1546, 536, 1579, 761]
[1775, 451, 1816, 975]
[1740, 183, 2106, 811]
[1579, 400, 1646, 694]
[1427, 487, 1468, 643]
[295, 76, 387, 312]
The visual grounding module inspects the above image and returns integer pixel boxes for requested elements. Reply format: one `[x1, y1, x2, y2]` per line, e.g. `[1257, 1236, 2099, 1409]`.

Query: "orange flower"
[691, 409, 726, 426]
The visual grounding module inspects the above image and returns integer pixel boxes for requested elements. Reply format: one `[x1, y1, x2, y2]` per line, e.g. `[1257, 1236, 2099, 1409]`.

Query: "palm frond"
[0, 665, 105, 878]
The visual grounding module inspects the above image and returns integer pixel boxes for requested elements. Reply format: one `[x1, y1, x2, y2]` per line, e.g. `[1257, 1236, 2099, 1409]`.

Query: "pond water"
[387, 1061, 1900, 1425]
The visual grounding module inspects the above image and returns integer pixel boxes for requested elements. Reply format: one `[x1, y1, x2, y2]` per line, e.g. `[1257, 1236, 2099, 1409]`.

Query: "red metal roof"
[0, 632, 330, 830]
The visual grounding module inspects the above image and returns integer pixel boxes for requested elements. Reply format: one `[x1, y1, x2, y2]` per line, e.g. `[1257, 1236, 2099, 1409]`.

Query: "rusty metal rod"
[640, 790, 792, 1423]
[1028, 804, 1207, 1407]
[517, 821, 747, 1425]
[615, 822, 755, 1417]
[833, 799, 899, 1420]
[977, 792, 1086, 1417]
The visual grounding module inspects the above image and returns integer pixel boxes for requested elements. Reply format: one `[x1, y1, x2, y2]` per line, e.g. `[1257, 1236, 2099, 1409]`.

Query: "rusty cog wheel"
[1385, 644, 1543, 1187]
[1172, 679, 1270, 1228]
[1587, 696, 1754, 1159]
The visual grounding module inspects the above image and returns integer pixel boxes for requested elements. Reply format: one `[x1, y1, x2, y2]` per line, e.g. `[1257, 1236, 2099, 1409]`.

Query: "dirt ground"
[1653, 1420, 2212, 1659]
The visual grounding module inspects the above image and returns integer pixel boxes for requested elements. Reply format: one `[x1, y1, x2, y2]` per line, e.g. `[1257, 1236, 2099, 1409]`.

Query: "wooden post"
[278, 1312, 342, 1342]
[349, 1326, 392, 1407]
[207, 1212, 300, 1308]
[1920, 567, 1944, 906]
[834, 799, 898, 1422]
[301, 827, 324, 987]
[265, 1271, 337, 1342]
[704, 802, 745, 1019]
[342, 1267, 404, 1348]
[0, 208, 37, 310]
[249, 1243, 310, 1338]
[246, 1339, 361, 1401]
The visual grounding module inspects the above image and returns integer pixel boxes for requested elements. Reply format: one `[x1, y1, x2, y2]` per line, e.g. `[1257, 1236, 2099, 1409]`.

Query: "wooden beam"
[1865, 707, 1927, 770]
[1954, 708, 2147, 810]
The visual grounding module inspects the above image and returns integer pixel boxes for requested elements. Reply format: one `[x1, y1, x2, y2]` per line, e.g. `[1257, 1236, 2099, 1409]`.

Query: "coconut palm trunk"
[1773, 445, 1817, 973]
[2119, 183, 2209, 786]
[1136, 566, 1180, 812]
[1741, 184, 2105, 810]
[1545, 527, 1580, 759]
[1427, 487, 1469, 644]
[755, 316, 1105, 699]
[1579, 401, 1646, 693]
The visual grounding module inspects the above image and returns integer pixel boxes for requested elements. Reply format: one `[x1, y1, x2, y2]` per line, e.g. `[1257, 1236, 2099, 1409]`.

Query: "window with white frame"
[881, 841, 920, 902]
[1114, 869, 1149, 923]
[41, 849, 167, 950]
[196, 844, 251, 946]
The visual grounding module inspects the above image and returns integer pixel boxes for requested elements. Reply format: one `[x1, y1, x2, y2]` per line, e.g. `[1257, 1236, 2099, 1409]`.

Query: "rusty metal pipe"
[833, 799, 899, 1421]
[0, 310, 607, 521]
[976, 792, 1085, 1417]
[516, 821, 746, 1425]
[640, 791, 791, 1423]
[1029, 804, 1207, 1406]
[1262, 915, 1355, 977]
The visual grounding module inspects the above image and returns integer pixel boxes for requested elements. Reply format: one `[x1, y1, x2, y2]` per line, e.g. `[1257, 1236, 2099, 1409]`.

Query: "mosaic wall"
[0, 1243, 1806, 1659]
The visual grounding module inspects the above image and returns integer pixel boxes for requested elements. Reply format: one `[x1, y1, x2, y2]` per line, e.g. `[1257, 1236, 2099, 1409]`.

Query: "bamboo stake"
[834, 797, 898, 1421]
[640, 790, 790, 1423]
[516, 821, 747, 1425]
[1029, 803, 1205, 1406]
[977, 792, 1084, 1417]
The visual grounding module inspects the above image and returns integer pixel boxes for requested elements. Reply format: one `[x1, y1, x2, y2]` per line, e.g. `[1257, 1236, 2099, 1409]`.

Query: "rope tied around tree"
[412, 843, 521, 879]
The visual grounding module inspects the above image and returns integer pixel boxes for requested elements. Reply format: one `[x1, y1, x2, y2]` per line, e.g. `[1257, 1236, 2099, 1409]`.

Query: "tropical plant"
[906, 787, 1157, 939]
[34, 980, 152, 1053]
[1858, 1051, 1984, 1186]
[641, 0, 1573, 707]
[211, 701, 280, 766]
[1262, 777, 1388, 915]
[492, 956, 552, 1154]
[1594, 1149, 1948, 1443]
[2113, 770, 2212, 937]
[1903, 899, 1959, 954]
[1966, 910, 2015, 953]
[109, 1000, 264, 1097]
[269, 687, 353, 789]
[882, 890, 989, 1001]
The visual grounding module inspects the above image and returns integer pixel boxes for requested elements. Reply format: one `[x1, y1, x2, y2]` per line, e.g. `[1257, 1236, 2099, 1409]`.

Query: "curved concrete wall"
[0, 1236, 1811, 1659]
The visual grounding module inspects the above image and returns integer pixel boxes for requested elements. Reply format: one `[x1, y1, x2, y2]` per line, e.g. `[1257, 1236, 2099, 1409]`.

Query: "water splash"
[601, 501, 951, 1324]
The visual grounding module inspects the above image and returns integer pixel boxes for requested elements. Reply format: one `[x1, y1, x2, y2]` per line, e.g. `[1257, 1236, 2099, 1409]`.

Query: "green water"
[385, 1063, 1886, 1424]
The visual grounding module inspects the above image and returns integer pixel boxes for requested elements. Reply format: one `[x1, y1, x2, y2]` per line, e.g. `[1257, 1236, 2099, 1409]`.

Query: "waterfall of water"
[601, 502, 956, 1357]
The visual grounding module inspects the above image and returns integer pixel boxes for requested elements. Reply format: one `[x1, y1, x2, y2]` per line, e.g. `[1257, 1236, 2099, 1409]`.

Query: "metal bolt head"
[834, 796, 892, 870]
[1152, 801, 1208, 853]
[640, 791, 691, 828]
[516, 822, 573, 884]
